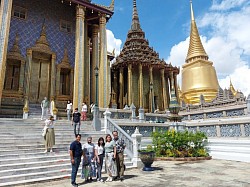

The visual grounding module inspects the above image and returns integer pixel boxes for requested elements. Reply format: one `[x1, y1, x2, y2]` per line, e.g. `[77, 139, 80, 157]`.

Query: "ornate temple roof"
[113, 0, 178, 72]
[185, 1, 208, 62]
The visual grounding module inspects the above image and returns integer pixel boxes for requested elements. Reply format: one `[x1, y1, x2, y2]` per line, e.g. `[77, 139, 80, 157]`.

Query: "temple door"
[29, 58, 50, 103]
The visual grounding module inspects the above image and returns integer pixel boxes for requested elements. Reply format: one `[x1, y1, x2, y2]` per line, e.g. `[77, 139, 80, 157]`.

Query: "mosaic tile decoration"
[226, 109, 244, 117]
[220, 124, 241, 137]
[199, 125, 217, 137]
[207, 112, 223, 119]
[244, 124, 250, 136]
[8, 0, 75, 65]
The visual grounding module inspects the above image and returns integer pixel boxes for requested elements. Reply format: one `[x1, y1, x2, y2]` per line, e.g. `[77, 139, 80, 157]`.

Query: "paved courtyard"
[22, 159, 250, 187]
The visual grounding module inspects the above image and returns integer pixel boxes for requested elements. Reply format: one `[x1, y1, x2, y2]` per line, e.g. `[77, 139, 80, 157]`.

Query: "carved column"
[119, 67, 124, 108]
[161, 69, 167, 110]
[24, 49, 32, 97]
[166, 75, 170, 108]
[50, 54, 56, 100]
[70, 69, 74, 98]
[84, 25, 90, 105]
[0, 0, 13, 103]
[174, 72, 179, 103]
[99, 13, 109, 108]
[128, 64, 132, 106]
[18, 60, 25, 93]
[149, 66, 154, 112]
[91, 24, 99, 104]
[73, 5, 86, 110]
[56, 67, 60, 96]
[139, 64, 143, 107]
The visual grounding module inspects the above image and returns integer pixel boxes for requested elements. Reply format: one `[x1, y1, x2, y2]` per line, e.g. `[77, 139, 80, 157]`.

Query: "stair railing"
[103, 108, 142, 167]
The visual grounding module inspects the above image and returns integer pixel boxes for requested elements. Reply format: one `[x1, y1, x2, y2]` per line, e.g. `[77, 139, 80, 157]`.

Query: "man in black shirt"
[70, 134, 85, 187]
[72, 108, 81, 137]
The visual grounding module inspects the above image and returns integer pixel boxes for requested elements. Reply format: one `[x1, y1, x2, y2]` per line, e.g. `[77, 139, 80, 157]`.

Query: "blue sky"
[93, 0, 250, 96]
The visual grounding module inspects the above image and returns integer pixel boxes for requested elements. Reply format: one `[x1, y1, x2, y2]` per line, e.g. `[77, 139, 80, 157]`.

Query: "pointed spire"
[109, 0, 114, 11]
[186, 0, 208, 62]
[10, 34, 21, 54]
[229, 78, 237, 96]
[131, 0, 141, 31]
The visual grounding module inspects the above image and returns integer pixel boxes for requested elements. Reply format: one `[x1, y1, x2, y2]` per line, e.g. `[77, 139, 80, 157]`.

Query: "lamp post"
[150, 82, 154, 113]
[91, 66, 101, 131]
[94, 66, 99, 107]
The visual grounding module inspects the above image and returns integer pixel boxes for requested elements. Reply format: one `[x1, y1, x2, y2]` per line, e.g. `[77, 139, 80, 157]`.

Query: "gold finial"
[186, 0, 208, 62]
[109, 0, 114, 11]
[131, 0, 141, 31]
[229, 78, 237, 96]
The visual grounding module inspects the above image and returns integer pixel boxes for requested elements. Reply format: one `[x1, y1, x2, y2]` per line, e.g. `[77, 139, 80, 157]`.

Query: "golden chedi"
[181, 1, 219, 104]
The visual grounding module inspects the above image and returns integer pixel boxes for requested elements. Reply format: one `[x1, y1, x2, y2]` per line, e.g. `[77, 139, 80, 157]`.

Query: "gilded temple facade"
[111, 0, 179, 112]
[0, 0, 114, 117]
[181, 1, 219, 104]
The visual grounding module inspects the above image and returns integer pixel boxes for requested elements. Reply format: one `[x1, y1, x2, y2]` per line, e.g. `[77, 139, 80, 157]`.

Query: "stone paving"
[22, 159, 250, 187]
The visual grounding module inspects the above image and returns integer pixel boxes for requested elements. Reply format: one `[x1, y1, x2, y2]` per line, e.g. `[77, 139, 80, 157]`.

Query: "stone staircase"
[208, 138, 250, 162]
[0, 118, 133, 186]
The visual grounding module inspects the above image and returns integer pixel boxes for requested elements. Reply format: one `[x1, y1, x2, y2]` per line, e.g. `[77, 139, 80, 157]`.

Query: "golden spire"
[109, 0, 114, 11]
[131, 0, 141, 31]
[186, 0, 208, 62]
[229, 78, 237, 96]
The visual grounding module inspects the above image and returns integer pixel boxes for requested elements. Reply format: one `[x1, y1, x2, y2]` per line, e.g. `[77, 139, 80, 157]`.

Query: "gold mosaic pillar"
[139, 63, 143, 107]
[73, 5, 86, 110]
[0, 0, 13, 103]
[99, 14, 109, 107]
[24, 49, 32, 97]
[91, 24, 99, 104]
[174, 72, 179, 103]
[166, 75, 170, 108]
[18, 60, 25, 93]
[128, 63, 132, 105]
[161, 69, 167, 110]
[149, 66, 154, 112]
[50, 54, 56, 100]
[56, 67, 60, 96]
[84, 25, 90, 105]
[119, 67, 124, 108]
[70, 69, 74, 98]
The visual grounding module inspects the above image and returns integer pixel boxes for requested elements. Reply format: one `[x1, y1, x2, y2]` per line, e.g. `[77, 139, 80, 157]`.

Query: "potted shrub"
[139, 145, 155, 171]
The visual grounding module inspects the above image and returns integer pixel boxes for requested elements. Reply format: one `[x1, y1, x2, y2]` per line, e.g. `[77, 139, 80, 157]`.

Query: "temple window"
[4, 63, 20, 91]
[12, 6, 27, 20]
[60, 20, 73, 33]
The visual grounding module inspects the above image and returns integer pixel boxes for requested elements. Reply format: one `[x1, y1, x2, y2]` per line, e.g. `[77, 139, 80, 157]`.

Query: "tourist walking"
[105, 134, 117, 182]
[81, 102, 87, 121]
[72, 108, 81, 137]
[81, 137, 96, 182]
[70, 134, 85, 187]
[95, 137, 105, 182]
[44, 116, 55, 153]
[113, 131, 126, 181]
[66, 100, 72, 121]
[41, 97, 49, 120]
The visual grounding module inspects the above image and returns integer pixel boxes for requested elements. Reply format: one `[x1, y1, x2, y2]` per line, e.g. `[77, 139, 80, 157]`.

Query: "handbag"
[42, 126, 48, 137]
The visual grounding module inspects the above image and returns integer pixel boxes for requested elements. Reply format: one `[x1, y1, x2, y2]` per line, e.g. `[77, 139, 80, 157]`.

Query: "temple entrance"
[29, 54, 51, 103]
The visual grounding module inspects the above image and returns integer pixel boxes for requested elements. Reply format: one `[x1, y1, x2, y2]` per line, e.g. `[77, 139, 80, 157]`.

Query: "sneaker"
[105, 177, 111, 182]
[44, 150, 47, 153]
[72, 183, 78, 187]
[120, 176, 124, 181]
[50, 149, 53, 153]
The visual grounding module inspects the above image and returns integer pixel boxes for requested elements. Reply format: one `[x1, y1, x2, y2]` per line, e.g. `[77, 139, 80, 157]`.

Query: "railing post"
[131, 103, 136, 121]
[139, 107, 145, 122]
[103, 108, 111, 134]
[131, 127, 143, 167]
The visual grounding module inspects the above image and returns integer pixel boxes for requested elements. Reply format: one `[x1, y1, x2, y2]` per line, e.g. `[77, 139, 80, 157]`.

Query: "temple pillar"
[73, 5, 86, 110]
[91, 24, 99, 104]
[128, 63, 132, 105]
[166, 75, 170, 109]
[119, 67, 124, 108]
[174, 72, 179, 103]
[84, 25, 90, 105]
[56, 67, 60, 97]
[113, 71, 118, 101]
[50, 54, 56, 100]
[0, 0, 13, 104]
[139, 64, 143, 107]
[149, 66, 154, 112]
[99, 13, 109, 108]
[24, 49, 32, 97]
[161, 69, 167, 110]
[70, 69, 74, 98]
[18, 60, 25, 93]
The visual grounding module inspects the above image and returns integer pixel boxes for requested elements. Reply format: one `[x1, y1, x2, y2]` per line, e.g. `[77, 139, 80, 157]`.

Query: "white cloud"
[211, 0, 249, 11]
[106, 29, 122, 57]
[167, 1, 250, 96]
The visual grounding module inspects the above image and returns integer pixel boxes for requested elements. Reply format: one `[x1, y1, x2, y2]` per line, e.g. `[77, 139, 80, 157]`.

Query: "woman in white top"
[65, 100, 72, 121]
[44, 116, 55, 153]
[95, 137, 105, 182]
[81, 102, 87, 121]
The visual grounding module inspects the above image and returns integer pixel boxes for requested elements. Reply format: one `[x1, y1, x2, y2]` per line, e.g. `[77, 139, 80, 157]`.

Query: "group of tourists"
[70, 131, 126, 187]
